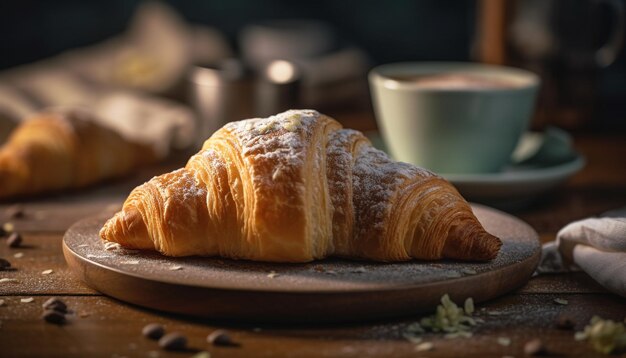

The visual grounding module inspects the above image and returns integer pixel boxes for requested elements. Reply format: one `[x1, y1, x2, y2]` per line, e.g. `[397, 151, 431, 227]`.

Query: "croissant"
[0, 109, 154, 199]
[101, 110, 501, 263]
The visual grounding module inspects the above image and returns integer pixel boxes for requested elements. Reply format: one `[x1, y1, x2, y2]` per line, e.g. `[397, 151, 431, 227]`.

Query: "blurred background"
[0, 0, 624, 139]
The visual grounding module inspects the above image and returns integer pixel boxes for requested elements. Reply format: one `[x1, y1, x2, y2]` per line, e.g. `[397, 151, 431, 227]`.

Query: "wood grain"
[1, 129, 625, 357]
[517, 272, 610, 295]
[476, 0, 509, 65]
[61, 205, 540, 322]
[1, 294, 623, 358]
[0, 151, 190, 233]
[0, 234, 96, 296]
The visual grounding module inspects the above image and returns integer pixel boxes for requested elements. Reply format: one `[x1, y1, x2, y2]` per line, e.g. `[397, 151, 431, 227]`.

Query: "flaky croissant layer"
[101, 110, 501, 262]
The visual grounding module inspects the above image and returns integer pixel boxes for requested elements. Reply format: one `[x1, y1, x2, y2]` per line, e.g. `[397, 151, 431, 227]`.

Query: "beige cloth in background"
[42, 92, 197, 159]
[539, 208, 626, 298]
[0, 2, 233, 153]
[0, 91, 196, 160]
[93, 92, 196, 158]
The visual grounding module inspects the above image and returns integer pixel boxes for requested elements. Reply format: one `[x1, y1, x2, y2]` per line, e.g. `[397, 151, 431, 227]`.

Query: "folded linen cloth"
[0, 88, 196, 160]
[538, 207, 626, 297]
[0, 1, 233, 153]
[93, 91, 196, 158]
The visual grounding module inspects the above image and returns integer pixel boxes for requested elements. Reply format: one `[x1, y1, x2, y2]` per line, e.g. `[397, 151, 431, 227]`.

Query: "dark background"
[0, 0, 475, 69]
[0, 0, 624, 131]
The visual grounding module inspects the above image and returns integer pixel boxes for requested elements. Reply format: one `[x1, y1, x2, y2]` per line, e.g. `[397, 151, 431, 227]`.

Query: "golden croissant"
[101, 110, 501, 262]
[0, 110, 154, 199]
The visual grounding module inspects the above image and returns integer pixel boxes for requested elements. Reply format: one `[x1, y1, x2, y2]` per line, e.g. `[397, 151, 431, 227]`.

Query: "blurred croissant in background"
[0, 110, 155, 199]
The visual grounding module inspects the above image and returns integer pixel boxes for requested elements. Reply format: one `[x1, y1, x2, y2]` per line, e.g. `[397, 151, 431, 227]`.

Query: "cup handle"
[595, 0, 625, 67]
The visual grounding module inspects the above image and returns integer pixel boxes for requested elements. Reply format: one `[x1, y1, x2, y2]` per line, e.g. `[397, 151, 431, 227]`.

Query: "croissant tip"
[471, 232, 503, 261]
[99, 214, 118, 243]
[99, 208, 154, 251]
[442, 229, 503, 262]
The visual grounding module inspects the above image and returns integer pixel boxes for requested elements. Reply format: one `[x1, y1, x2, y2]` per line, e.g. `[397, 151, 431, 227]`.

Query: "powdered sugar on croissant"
[100, 110, 501, 262]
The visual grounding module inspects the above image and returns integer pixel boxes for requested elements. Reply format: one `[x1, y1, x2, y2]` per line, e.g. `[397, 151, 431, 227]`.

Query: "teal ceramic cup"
[369, 62, 540, 174]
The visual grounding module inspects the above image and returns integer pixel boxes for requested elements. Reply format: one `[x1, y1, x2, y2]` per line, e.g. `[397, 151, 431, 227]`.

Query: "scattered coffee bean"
[207, 329, 234, 346]
[42, 309, 66, 325]
[0, 226, 6, 238]
[7, 232, 22, 248]
[6, 205, 25, 219]
[555, 314, 575, 330]
[42, 297, 68, 314]
[142, 323, 165, 340]
[0, 258, 10, 270]
[524, 338, 547, 356]
[158, 332, 187, 351]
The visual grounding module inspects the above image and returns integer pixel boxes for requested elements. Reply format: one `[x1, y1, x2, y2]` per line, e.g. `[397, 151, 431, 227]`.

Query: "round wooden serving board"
[63, 204, 540, 323]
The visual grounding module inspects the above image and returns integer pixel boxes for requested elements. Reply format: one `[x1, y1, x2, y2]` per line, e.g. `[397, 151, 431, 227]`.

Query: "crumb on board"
[0, 278, 19, 283]
[415, 342, 434, 351]
[104, 242, 122, 251]
[120, 260, 140, 265]
[554, 298, 568, 305]
[497, 337, 511, 346]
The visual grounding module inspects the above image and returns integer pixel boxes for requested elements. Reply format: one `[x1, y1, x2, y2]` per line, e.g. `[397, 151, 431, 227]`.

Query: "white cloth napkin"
[538, 207, 626, 297]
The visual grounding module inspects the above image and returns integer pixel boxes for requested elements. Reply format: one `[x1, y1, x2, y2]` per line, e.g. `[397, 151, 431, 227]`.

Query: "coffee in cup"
[368, 62, 540, 174]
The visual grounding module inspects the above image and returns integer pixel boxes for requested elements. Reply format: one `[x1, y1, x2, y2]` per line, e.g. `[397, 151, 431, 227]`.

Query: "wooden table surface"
[1, 114, 625, 358]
